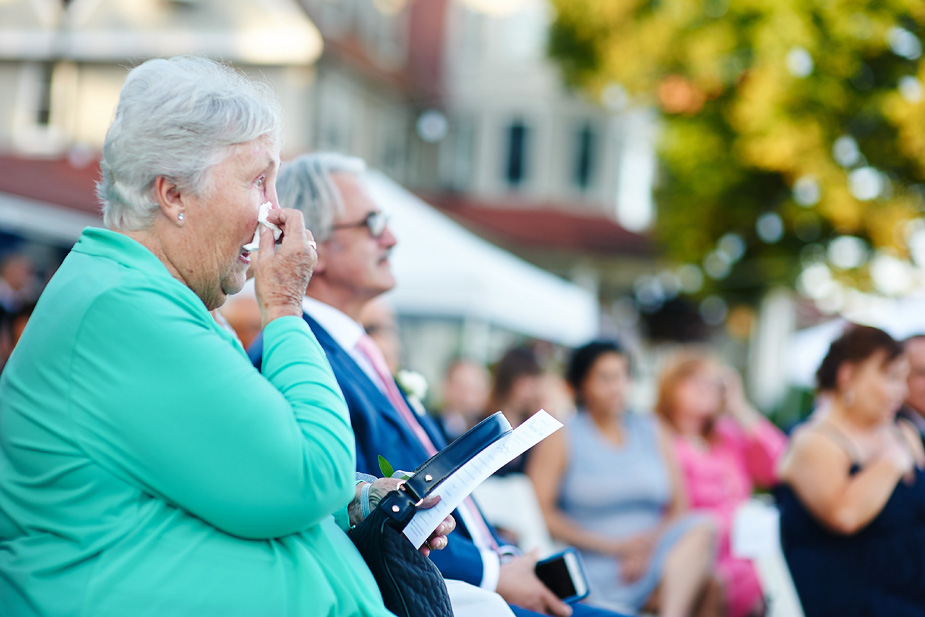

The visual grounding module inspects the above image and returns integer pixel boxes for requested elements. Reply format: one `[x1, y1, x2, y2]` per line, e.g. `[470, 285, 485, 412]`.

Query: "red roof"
[424, 193, 652, 257]
[0, 153, 101, 216]
[0, 155, 652, 258]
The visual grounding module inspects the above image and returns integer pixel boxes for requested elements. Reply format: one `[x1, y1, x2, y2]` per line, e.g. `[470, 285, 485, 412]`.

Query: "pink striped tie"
[355, 334, 499, 550]
[356, 334, 437, 453]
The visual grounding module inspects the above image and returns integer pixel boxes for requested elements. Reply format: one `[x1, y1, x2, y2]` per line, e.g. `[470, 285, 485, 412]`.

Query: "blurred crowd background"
[3, 0, 925, 426]
[5, 2, 925, 615]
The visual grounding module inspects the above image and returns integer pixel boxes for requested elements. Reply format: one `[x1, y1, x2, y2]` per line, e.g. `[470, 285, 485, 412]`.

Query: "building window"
[505, 120, 529, 187]
[35, 63, 54, 127]
[441, 118, 474, 191]
[574, 122, 597, 191]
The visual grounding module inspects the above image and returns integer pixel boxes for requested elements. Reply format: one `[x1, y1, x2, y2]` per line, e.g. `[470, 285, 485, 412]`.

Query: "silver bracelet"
[360, 482, 373, 520]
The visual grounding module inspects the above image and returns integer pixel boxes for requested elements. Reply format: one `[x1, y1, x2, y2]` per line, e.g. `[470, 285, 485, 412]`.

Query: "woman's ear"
[153, 176, 186, 225]
[836, 362, 855, 394]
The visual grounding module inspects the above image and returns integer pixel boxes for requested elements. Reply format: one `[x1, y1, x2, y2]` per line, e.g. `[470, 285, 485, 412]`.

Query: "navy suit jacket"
[249, 312, 503, 586]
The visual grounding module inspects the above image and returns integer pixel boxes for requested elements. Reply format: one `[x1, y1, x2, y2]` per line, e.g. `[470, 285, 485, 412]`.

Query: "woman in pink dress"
[655, 349, 788, 617]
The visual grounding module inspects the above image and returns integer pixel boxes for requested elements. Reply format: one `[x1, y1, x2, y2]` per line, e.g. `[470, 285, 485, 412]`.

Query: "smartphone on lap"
[534, 548, 590, 604]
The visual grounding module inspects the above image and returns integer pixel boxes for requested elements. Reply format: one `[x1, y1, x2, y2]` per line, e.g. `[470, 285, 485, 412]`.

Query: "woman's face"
[177, 137, 279, 310]
[672, 366, 723, 429]
[580, 352, 630, 417]
[845, 351, 909, 424]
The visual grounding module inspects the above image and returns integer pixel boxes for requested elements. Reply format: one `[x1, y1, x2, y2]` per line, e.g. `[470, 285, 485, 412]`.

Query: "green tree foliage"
[549, 0, 925, 301]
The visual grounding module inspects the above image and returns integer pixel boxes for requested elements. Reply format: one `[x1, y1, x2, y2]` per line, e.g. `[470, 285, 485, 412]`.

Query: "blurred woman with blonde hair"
[655, 348, 787, 617]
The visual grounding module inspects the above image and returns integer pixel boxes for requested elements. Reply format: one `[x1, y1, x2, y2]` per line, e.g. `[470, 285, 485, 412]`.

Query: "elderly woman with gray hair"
[0, 56, 410, 617]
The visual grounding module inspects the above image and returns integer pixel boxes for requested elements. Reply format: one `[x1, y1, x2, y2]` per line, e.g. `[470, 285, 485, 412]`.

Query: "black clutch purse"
[348, 412, 512, 617]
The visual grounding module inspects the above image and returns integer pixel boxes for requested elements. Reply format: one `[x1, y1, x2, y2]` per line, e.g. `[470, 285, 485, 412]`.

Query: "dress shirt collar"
[302, 295, 388, 394]
[301, 295, 366, 354]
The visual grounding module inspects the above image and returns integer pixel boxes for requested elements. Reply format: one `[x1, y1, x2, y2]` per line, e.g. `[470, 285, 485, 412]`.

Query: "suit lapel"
[303, 313, 429, 450]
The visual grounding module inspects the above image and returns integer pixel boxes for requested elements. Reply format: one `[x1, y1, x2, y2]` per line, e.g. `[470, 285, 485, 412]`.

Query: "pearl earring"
[178, 213, 185, 221]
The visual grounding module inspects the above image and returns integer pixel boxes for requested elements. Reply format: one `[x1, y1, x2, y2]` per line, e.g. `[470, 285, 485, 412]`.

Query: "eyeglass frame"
[330, 210, 390, 239]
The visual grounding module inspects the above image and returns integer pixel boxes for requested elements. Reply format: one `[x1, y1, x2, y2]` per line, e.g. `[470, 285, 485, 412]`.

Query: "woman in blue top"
[777, 325, 925, 616]
[528, 340, 722, 617]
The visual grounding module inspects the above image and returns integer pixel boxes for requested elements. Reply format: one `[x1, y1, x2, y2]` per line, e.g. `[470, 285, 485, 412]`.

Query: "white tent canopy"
[364, 171, 600, 347]
[786, 295, 925, 387]
[0, 192, 99, 243]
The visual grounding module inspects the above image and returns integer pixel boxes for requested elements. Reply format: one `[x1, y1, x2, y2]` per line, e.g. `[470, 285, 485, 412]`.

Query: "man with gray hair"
[250, 153, 626, 617]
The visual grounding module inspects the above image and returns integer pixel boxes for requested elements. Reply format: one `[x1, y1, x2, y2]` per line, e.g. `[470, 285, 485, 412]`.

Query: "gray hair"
[276, 153, 366, 242]
[98, 56, 283, 231]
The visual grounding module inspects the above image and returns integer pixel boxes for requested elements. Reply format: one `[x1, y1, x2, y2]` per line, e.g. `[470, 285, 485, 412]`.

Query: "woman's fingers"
[254, 207, 317, 325]
[418, 494, 441, 509]
[438, 514, 456, 535]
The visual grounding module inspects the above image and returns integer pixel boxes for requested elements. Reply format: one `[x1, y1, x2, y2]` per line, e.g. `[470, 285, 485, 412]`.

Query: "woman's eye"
[256, 176, 266, 188]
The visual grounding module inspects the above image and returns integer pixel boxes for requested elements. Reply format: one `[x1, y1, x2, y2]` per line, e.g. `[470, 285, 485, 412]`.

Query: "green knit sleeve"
[69, 283, 356, 540]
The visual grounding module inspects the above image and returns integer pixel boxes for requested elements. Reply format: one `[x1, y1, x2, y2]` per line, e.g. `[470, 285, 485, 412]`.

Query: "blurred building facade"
[0, 0, 665, 400]
[0, 0, 324, 269]
[0, 0, 323, 156]
[296, 0, 664, 400]
[300, 0, 658, 327]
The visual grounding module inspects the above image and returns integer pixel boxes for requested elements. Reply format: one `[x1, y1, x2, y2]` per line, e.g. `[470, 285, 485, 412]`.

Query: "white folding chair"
[732, 498, 804, 617]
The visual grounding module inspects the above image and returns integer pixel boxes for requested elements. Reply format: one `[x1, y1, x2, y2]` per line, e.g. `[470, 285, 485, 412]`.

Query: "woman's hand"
[721, 368, 761, 431]
[420, 513, 455, 557]
[254, 207, 317, 327]
[348, 478, 456, 556]
[614, 531, 655, 582]
[881, 429, 915, 478]
[497, 550, 572, 617]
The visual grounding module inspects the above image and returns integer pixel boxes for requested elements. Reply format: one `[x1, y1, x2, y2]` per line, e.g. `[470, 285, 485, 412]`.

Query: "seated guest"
[0, 252, 40, 313]
[437, 357, 491, 441]
[488, 346, 544, 429]
[655, 349, 787, 617]
[535, 372, 578, 422]
[899, 334, 925, 445]
[251, 152, 628, 617]
[528, 340, 722, 617]
[0, 56, 435, 617]
[487, 346, 544, 476]
[777, 325, 925, 617]
[0, 253, 40, 369]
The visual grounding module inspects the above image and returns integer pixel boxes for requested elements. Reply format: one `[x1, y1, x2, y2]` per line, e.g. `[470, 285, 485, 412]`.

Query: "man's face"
[444, 362, 490, 419]
[906, 338, 925, 414]
[320, 173, 397, 305]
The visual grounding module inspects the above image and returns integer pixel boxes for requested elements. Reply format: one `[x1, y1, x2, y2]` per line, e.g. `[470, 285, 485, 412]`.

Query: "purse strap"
[377, 412, 512, 531]
[400, 412, 512, 503]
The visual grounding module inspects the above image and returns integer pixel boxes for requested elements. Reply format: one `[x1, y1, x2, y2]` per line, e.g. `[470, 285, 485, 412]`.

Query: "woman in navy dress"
[777, 325, 925, 616]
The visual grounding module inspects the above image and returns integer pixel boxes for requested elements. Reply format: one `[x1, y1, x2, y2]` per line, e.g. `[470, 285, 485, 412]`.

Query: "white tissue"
[242, 201, 281, 252]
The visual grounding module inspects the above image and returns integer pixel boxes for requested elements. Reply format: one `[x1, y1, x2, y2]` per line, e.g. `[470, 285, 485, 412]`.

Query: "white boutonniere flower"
[396, 369, 429, 416]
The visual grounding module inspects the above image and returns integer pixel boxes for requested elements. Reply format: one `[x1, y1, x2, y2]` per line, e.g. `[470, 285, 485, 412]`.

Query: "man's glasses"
[331, 210, 390, 239]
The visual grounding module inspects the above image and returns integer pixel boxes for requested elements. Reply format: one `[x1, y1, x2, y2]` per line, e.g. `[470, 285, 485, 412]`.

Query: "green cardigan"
[0, 228, 393, 617]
